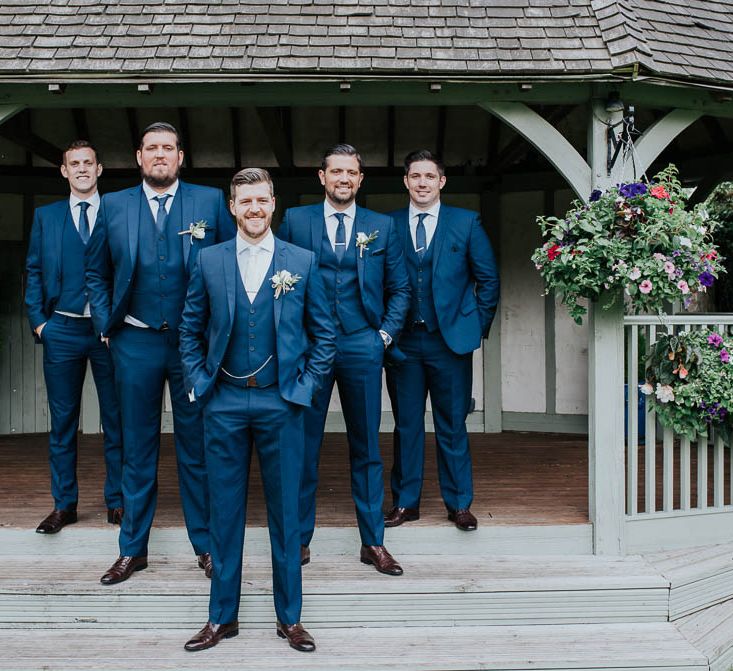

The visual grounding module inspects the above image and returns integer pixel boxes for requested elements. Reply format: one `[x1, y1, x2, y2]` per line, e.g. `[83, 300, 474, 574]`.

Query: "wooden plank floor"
[0, 431, 589, 529]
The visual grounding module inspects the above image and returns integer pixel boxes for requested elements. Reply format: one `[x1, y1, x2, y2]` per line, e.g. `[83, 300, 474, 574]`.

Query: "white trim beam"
[634, 108, 703, 176]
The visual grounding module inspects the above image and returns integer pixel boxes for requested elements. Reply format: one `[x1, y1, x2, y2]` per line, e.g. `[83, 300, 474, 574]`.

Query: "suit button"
[160, 274, 166, 280]
[249, 321, 255, 327]
[249, 334, 255, 339]
[336, 279, 342, 284]
[249, 346, 255, 352]
[159, 256, 165, 261]
[418, 278, 422, 284]
[336, 299, 340, 304]
[250, 308, 255, 314]
[158, 236, 164, 242]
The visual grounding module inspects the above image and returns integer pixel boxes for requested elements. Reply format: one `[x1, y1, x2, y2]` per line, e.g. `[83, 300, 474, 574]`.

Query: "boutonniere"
[355, 230, 379, 258]
[178, 220, 211, 243]
[270, 270, 301, 299]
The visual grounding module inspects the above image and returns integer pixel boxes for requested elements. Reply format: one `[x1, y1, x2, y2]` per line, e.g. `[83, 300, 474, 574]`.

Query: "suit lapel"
[310, 206, 323, 263]
[431, 205, 449, 280]
[224, 239, 237, 325]
[355, 206, 366, 293]
[53, 204, 69, 277]
[273, 241, 285, 330]
[180, 182, 194, 268]
[128, 187, 143, 270]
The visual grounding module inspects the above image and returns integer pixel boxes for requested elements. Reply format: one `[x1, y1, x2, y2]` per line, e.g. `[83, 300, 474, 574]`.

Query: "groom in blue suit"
[180, 168, 335, 653]
[85, 122, 236, 584]
[25, 139, 123, 534]
[277, 144, 410, 575]
[385, 150, 500, 531]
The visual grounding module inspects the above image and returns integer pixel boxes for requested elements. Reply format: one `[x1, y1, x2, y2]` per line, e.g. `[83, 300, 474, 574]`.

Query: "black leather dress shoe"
[383, 506, 420, 527]
[185, 621, 239, 652]
[300, 545, 310, 566]
[107, 507, 124, 525]
[36, 508, 77, 534]
[100, 556, 148, 585]
[360, 545, 403, 576]
[276, 621, 316, 652]
[448, 508, 478, 531]
[197, 553, 213, 578]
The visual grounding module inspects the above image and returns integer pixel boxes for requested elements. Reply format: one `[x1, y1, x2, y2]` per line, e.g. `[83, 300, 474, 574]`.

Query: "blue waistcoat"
[55, 214, 88, 315]
[406, 237, 438, 331]
[220, 257, 278, 388]
[319, 225, 369, 334]
[128, 195, 187, 330]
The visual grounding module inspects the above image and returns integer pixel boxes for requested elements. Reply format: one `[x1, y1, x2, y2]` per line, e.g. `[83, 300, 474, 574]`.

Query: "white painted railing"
[623, 315, 733, 549]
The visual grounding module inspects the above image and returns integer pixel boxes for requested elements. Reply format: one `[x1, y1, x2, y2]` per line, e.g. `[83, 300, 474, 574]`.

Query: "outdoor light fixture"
[604, 92, 624, 113]
[519, 83, 533, 91]
[137, 83, 153, 94]
[339, 81, 351, 92]
[47, 83, 65, 94]
[429, 82, 442, 92]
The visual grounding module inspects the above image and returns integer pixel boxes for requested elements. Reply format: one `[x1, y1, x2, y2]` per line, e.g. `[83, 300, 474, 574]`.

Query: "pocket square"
[371, 248, 385, 256]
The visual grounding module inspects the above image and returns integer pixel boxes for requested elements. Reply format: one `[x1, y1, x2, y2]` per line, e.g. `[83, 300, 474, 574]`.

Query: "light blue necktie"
[416, 212, 428, 261]
[334, 212, 346, 263]
[154, 194, 170, 234]
[78, 201, 91, 245]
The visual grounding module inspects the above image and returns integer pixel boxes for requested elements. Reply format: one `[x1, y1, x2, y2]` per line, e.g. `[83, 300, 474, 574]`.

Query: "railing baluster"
[645, 325, 656, 514]
[626, 325, 639, 515]
[663, 426, 674, 511]
[698, 434, 708, 509]
[714, 430, 725, 508]
[680, 436, 691, 510]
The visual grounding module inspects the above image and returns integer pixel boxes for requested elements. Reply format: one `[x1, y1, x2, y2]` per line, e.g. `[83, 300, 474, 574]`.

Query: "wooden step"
[676, 597, 733, 671]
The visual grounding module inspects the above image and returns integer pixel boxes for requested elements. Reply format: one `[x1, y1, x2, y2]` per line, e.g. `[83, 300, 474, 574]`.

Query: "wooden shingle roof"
[0, 0, 731, 86]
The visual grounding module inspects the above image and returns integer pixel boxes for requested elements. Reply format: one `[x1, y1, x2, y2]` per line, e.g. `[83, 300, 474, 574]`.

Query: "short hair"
[321, 143, 363, 171]
[230, 167, 274, 200]
[404, 149, 445, 176]
[139, 121, 181, 150]
[62, 139, 101, 165]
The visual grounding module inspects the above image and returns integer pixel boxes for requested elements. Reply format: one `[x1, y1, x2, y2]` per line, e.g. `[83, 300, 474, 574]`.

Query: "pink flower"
[677, 280, 690, 294]
[722, 349, 730, 364]
[639, 280, 653, 294]
[708, 333, 724, 348]
[628, 267, 642, 280]
[663, 261, 675, 275]
[650, 185, 670, 199]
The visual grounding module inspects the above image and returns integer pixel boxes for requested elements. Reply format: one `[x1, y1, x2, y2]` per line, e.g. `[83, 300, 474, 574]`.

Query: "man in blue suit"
[384, 150, 500, 531]
[277, 144, 409, 575]
[85, 122, 236, 584]
[180, 168, 335, 653]
[25, 140, 123, 534]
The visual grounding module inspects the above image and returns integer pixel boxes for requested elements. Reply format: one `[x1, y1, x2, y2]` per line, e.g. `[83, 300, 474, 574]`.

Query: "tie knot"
[78, 201, 90, 213]
[417, 213, 428, 224]
[334, 212, 345, 224]
[154, 194, 170, 208]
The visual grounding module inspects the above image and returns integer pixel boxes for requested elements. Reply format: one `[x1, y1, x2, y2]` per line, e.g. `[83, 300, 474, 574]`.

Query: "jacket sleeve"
[468, 214, 500, 336]
[275, 208, 292, 242]
[84, 198, 114, 336]
[179, 253, 212, 397]
[215, 189, 236, 242]
[379, 217, 410, 339]
[302, 255, 336, 392]
[24, 208, 46, 333]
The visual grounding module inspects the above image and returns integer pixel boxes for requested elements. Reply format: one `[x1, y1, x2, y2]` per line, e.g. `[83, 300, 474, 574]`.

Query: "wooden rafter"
[178, 107, 193, 169]
[0, 111, 62, 166]
[72, 108, 89, 142]
[230, 108, 241, 170]
[255, 107, 293, 169]
[126, 108, 139, 156]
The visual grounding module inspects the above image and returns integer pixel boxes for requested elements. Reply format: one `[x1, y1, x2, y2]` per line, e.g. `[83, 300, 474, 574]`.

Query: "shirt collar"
[142, 179, 179, 203]
[69, 191, 100, 210]
[324, 200, 356, 222]
[236, 228, 275, 255]
[409, 200, 441, 222]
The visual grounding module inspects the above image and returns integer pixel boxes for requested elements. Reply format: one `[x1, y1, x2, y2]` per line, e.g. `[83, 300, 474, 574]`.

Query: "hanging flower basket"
[531, 165, 724, 325]
[641, 329, 733, 441]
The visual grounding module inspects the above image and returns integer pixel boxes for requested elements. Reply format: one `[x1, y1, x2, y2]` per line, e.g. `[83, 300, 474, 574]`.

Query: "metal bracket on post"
[607, 105, 638, 176]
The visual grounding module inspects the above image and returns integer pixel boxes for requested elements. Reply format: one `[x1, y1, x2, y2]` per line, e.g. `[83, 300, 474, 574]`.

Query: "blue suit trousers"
[41, 314, 122, 511]
[110, 325, 209, 557]
[204, 382, 303, 626]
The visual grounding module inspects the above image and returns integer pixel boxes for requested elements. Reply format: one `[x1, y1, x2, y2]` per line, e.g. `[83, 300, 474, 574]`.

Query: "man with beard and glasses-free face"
[25, 140, 123, 534]
[277, 144, 410, 576]
[384, 150, 499, 532]
[86, 122, 235, 585]
[180, 168, 335, 653]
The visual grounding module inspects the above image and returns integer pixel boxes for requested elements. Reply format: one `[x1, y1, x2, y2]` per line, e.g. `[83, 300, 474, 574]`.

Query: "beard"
[141, 163, 180, 190]
[325, 184, 356, 206]
[237, 215, 271, 241]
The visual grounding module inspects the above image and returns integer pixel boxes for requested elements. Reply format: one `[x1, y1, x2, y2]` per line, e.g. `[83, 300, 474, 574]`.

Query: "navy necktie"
[416, 212, 428, 261]
[78, 201, 91, 245]
[154, 194, 170, 235]
[334, 212, 346, 263]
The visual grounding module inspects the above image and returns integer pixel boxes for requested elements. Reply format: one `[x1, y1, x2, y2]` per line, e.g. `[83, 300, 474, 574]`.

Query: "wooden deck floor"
[0, 431, 589, 529]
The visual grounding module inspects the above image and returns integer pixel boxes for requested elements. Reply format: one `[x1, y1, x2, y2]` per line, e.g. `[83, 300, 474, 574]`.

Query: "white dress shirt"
[124, 180, 180, 329]
[408, 201, 441, 253]
[237, 229, 275, 302]
[55, 192, 101, 319]
[323, 200, 356, 253]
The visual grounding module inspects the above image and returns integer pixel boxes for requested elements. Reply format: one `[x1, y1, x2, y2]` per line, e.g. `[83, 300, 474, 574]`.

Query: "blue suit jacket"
[84, 181, 235, 336]
[276, 202, 410, 340]
[25, 199, 77, 334]
[179, 237, 337, 408]
[390, 204, 500, 355]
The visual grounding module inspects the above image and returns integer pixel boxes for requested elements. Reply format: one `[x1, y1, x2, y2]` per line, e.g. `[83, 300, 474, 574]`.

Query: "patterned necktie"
[244, 246, 259, 295]
[154, 194, 170, 235]
[78, 201, 91, 245]
[416, 212, 428, 261]
[334, 212, 346, 263]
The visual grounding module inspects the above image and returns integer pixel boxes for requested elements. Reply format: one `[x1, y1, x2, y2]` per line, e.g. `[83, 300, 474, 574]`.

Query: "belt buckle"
[246, 376, 258, 388]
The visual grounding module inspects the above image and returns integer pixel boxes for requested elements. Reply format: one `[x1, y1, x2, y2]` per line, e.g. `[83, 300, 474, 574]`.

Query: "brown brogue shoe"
[100, 555, 148, 585]
[36, 508, 77, 534]
[107, 507, 124, 525]
[300, 545, 310, 567]
[197, 553, 213, 579]
[276, 621, 316, 652]
[383, 506, 419, 528]
[184, 621, 239, 652]
[448, 508, 478, 531]
[360, 545, 403, 576]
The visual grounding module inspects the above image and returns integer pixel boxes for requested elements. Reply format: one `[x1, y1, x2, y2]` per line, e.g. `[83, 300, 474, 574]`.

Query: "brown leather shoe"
[276, 621, 316, 652]
[384, 506, 419, 527]
[36, 508, 77, 534]
[100, 556, 148, 585]
[300, 545, 310, 566]
[197, 553, 213, 578]
[448, 508, 478, 531]
[360, 545, 403, 576]
[107, 507, 124, 525]
[184, 621, 239, 652]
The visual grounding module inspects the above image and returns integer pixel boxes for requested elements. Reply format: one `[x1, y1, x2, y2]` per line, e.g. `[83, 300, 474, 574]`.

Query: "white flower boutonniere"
[178, 220, 210, 243]
[355, 230, 379, 258]
[271, 270, 301, 299]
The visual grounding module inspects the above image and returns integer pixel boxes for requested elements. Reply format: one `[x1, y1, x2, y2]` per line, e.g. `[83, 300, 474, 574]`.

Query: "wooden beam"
[255, 107, 293, 169]
[486, 114, 500, 168]
[387, 105, 395, 168]
[0, 104, 25, 129]
[436, 105, 447, 158]
[0, 111, 62, 166]
[126, 108, 139, 155]
[230, 107, 241, 170]
[338, 106, 346, 143]
[634, 108, 703, 175]
[178, 107, 193, 169]
[72, 108, 89, 141]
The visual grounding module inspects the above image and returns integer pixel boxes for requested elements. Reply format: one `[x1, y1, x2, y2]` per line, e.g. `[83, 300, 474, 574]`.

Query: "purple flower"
[708, 333, 724, 348]
[721, 349, 730, 364]
[699, 271, 715, 287]
[589, 189, 602, 202]
[619, 182, 648, 199]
